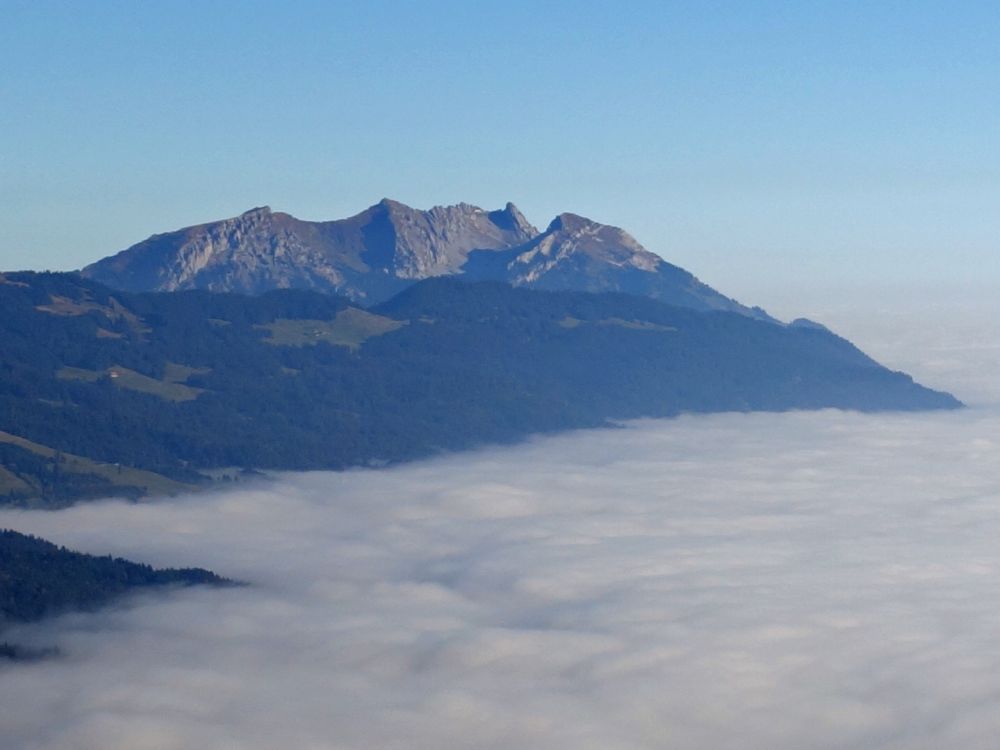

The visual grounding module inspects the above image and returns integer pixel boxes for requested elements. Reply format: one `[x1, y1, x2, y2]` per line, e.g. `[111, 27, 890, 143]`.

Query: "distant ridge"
[80, 200, 771, 319]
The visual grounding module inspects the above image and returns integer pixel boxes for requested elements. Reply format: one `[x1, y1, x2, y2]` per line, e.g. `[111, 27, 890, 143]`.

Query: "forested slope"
[0, 272, 960, 505]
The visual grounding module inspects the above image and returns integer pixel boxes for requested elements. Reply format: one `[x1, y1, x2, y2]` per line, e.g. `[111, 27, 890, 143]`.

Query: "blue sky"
[2, 0, 998, 301]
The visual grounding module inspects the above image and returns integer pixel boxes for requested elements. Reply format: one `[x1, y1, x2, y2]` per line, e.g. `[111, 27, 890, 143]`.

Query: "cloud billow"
[3, 406, 1000, 748]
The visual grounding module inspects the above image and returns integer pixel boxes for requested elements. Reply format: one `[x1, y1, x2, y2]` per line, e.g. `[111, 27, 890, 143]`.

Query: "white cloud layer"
[5, 403, 1000, 749]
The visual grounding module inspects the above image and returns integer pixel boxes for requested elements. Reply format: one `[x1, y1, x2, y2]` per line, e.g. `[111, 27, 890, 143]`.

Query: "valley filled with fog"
[3, 293, 1000, 750]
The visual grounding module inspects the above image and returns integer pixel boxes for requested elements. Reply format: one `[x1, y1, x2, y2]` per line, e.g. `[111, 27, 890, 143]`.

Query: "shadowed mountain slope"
[0, 272, 959, 506]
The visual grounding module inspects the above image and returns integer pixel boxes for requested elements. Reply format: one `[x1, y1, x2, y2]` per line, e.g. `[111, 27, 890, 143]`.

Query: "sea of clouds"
[3, 291, 1000, 749]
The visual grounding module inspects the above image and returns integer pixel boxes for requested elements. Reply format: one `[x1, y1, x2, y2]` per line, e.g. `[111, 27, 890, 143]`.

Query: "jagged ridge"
[82, 199, 767, 318]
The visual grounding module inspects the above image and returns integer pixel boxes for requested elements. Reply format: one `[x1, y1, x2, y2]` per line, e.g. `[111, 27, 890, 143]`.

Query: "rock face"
[81, 199, 767, 317]
[82, 200, 537, 303]
[463, 212, 772, 320]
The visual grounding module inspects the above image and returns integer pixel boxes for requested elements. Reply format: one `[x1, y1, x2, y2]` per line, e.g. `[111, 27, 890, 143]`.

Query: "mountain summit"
[81, 200, 536, 303]
[463, 212, 770, 319]
[81, 200, 767, 318]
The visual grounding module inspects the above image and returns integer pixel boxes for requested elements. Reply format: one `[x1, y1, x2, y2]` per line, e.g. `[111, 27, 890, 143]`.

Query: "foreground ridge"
[0, 272, 959, 506]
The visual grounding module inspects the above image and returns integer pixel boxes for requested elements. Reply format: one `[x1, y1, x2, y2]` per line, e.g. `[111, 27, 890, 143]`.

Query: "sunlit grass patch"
[256, 307, 407, 349]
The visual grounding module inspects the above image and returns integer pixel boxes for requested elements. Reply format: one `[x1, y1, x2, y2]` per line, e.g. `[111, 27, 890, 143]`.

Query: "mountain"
[81, 200, 538, 304]
[0, 272, 959, 506]
[81, 200, 767, 317]
[462, 212, 773, 320]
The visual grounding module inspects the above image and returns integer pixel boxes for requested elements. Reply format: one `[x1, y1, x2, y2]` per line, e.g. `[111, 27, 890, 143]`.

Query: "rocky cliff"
[82, 200, 537, 303]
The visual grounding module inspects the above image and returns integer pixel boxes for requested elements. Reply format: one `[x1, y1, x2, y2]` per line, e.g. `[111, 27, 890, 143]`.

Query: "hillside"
[0, 272, 960, 505]
[0, 529, 227, 626]
[0, 528, 228, 658]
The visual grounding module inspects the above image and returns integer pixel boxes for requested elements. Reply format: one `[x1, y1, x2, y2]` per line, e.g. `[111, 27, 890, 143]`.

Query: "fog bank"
[4, 404, 1000, 748]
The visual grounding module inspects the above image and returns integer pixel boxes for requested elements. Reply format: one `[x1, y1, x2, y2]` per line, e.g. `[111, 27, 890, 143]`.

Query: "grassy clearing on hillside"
[0, 430, 195, 501]
[558, 316, 676, 332]
[35, 293, 150, 337]
[57, 366, 102, 383]
[0, 465, 32, 495]
[598, 317, 677, 332]
[34, 294, 110, 317]
[257, 308, 407, 348]
[57, 365, 205, 402]
[109, 367, 204, 401]
[163, 361, 211, 384]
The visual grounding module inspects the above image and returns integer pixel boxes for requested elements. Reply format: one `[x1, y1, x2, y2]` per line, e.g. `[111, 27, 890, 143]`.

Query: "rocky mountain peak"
[79, 198, 777, 321]
[546, 212, 597, 234]
[226, 206, 276, 230]
[370, 200, 536, 280]
[538, 213, 652, 263]
[375, 197, 408, 213]
[489, 202, 536, 236]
